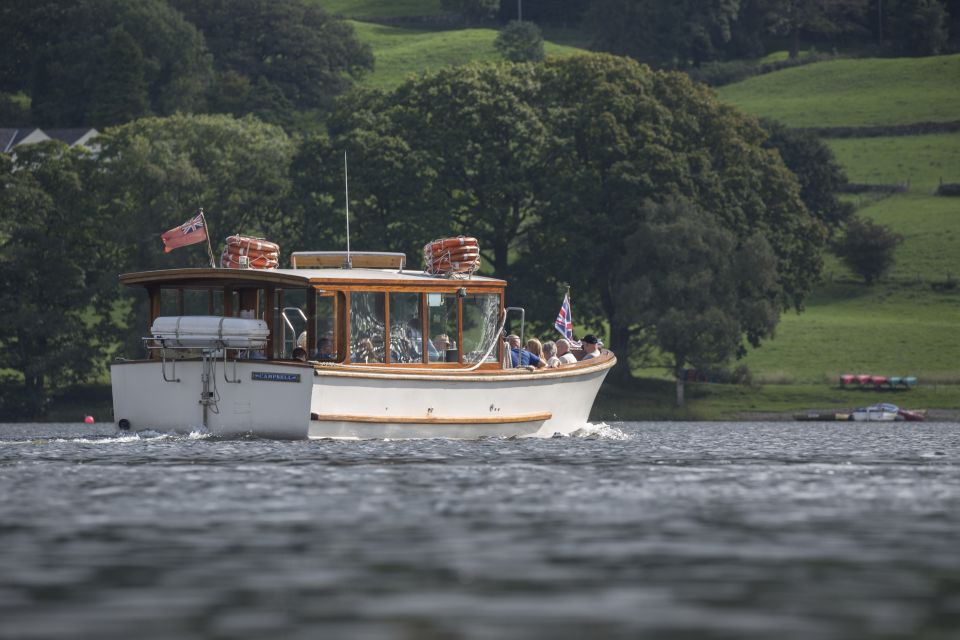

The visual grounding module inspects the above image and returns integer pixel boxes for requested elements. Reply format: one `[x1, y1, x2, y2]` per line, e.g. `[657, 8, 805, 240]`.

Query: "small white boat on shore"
[850, 403, 900, 422]
[110, 250, 615, 439]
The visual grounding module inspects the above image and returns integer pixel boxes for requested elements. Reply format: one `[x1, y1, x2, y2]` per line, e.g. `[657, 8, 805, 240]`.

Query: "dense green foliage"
[8, 0, 212, 127]
[170, 0, 373, 123]
[295, 55, 823, 389]
[495, 20, 546, 61]
[834, 217, 905, 284]
[0, 0, 373, 129]
[761, 119, 854, 236]
[0, 144, 117, 414]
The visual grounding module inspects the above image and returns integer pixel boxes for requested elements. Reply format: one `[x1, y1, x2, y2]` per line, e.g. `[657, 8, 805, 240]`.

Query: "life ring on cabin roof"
[222, 245, 279, 261]
[423, 236, 482, 275]
[428, 236, 478, 252]
[225, 235, 280, 253]
[220, 234, 281, 269]
[220, 254, 279, 270]
[425, 247, 480, 263]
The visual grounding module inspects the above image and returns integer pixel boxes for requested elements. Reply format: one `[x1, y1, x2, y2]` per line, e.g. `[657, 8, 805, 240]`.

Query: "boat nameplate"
[252, 372, 302, 383]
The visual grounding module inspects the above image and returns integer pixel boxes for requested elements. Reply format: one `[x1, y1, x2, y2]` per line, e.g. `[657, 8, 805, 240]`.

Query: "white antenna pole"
[344, 150, 351, 269]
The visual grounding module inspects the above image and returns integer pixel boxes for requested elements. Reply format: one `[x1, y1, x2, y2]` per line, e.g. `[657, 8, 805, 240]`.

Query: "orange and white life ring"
[225, 235, 280, 254]
[428, 236, 477, 253]
[223, 246, 279, 262]
[220, 253, 279, 269]
[220, 234, 280, 269]
[423, 236, 482, 275]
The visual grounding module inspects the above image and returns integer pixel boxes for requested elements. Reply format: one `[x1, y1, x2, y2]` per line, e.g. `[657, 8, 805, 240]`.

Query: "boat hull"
[111, 355, 615, 439]
[111, 359, 314, 439]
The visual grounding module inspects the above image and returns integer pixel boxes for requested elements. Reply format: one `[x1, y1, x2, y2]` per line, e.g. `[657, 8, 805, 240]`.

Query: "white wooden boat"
[850, 403, 900, 422]
[110, 252, 615, 439]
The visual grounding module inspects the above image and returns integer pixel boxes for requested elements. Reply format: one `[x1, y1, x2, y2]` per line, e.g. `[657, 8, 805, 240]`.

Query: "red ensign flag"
[161, 214, 207, 253]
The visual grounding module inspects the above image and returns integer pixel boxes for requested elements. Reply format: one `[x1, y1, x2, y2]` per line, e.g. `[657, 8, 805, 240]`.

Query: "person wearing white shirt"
[556, 339, 578, 365]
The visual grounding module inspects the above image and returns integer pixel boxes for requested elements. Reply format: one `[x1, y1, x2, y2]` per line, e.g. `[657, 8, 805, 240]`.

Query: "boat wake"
[564, 422, 631, 440]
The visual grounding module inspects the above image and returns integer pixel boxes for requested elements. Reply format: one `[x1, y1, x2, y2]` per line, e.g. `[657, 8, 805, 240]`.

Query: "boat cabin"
[121, 252, 507, 368]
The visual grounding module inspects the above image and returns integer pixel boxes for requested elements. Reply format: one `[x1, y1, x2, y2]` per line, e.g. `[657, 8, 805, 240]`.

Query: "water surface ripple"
[1, 421, 959, 639]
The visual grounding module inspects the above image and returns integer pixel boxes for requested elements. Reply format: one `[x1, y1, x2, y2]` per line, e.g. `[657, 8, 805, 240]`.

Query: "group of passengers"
[504, 333, 602, 369]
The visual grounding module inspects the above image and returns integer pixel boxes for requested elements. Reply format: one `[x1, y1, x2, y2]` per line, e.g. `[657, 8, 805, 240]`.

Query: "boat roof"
[120, 267, 507, 289]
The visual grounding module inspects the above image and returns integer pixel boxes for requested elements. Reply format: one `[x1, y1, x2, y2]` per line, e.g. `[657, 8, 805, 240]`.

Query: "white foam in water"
[566, 422, 632, 440]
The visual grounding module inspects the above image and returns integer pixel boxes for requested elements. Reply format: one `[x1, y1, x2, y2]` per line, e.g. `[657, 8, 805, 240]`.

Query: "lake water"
[1, 421, 959, 639]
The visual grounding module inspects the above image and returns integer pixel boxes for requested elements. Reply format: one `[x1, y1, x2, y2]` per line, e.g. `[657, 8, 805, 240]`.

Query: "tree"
[764, 0, 870, 59]
[27, 0, 212, 126]
[495, 20, 546, 61]
[171, 0, 373, 121]
[527, 55, 823, 380]
[887, 0, 949, 54]
[0, 143, 115, 416]
[615, 199, 781, 405]
[761, 119, 854, 237]
[91, 113, 297, 351]
[316, 64, 550, 278]
[87, 27, 150, 127]
[588, 0, 744, 67]
[834, 217, 903, 284]
[442, 0, 502, 23]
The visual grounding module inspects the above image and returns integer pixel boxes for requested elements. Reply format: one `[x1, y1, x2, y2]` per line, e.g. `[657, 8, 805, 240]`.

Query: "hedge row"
[799, 120, 960, 138]
[841, 183, 909, 194]
[688, 52, 839, 87]
[935, 183, 960, 196]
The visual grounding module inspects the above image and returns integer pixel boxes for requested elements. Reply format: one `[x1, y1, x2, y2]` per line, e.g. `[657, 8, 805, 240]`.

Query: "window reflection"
[350, 292, 385, 363]
[462, 294, 500, 363]
[427, 293, 457, 363]
[389, 292, 422, 363]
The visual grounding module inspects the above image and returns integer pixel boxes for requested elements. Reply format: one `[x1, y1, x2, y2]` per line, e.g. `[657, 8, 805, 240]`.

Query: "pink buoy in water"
[84, 415, 95, 424]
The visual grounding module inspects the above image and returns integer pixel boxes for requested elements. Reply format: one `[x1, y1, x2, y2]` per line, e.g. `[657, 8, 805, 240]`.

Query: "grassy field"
[717, 54, 960, 127]
[350, 21, 584, 89]
[828, 132, 960, 190]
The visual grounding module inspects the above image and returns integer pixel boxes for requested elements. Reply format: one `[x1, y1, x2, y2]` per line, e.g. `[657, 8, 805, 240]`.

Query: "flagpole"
[198, 208, 217, 268]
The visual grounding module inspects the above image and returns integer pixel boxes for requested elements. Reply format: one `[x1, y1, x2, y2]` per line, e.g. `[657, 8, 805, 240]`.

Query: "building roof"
[0, 127, 98, 153]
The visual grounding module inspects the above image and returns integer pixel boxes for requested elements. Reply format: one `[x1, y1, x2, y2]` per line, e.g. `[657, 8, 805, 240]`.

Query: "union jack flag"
[161, 213, 207, 253]
[555, 292, 574, 341]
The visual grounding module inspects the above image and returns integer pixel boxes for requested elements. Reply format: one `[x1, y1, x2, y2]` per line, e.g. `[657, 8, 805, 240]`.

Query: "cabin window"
[314, 291, 340, 362]
[462, 294, 500, 364]
[427, 293, 457, 363]
[389, 292, 423, 363]
[349, 291, 385, 363]
[275, 288, 308, 358]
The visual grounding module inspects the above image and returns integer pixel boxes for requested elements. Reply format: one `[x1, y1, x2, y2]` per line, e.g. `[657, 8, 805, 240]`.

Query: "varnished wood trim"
[310, 411, 552, 424]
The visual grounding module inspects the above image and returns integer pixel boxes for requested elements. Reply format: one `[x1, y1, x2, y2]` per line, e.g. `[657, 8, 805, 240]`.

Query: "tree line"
[2, 1, 957, 131]
[0, 54, 859, 415]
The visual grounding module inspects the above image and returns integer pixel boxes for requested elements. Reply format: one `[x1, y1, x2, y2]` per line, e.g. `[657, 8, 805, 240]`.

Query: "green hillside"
[717, 54, 960, 127]
[350, 21, 583, 89]
[715, 55, 960, 392]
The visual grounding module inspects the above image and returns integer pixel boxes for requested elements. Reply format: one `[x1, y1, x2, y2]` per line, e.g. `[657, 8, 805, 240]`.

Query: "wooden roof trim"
[119, 268, 310, 288]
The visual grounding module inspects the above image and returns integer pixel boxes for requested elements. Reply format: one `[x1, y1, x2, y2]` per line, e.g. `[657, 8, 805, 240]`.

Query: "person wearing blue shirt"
[506, 334, 545, 369]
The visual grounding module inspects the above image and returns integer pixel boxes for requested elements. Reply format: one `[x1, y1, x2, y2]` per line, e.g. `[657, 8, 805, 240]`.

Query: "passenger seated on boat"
[506, 334, 545, 369]
[313, 337, 336, 361]
[433, 334, 451, 352]
[292, 347, 307, 362]
[527, 338, 546, 364]
[556, 339, 578, 365]
[579, 334, 601, 360]
[543, 340, 560, 368]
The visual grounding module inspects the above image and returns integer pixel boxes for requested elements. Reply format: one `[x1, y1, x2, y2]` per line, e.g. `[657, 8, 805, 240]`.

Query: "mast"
[344, 151, 352, 269]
